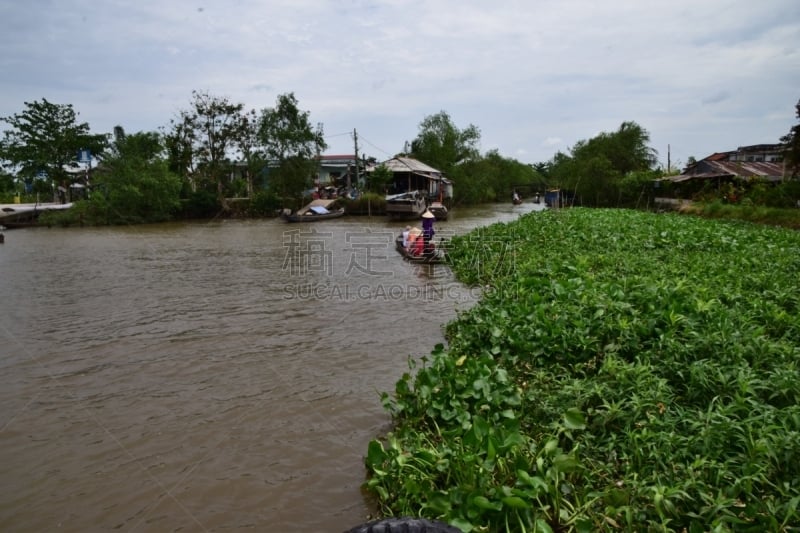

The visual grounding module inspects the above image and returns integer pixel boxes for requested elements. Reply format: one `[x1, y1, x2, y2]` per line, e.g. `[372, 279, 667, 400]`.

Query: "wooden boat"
[428, 201, 448, 220]
[0, 202, 74, 227]
[386, 190, 426, 220]
[395, 234, 447, 264]
[283, 207, 345, 222]
[282, 199, 345, 222]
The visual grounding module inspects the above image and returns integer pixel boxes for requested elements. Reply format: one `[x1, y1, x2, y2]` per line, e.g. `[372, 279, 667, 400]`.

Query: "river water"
[0, 202, 541, 532]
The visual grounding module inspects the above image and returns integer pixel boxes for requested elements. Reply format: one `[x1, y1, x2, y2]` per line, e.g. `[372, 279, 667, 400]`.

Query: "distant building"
[315, 154, 364, 188]
[728, 144, 784, 163]
[368, 156, 453, 201]
[663, 144, 787, 186]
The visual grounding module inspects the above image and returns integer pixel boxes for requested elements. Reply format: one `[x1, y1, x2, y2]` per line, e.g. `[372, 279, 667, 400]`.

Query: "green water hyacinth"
[363, 208, 800, 532]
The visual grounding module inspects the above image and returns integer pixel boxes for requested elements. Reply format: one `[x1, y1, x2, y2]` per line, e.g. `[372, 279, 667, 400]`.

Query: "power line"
[356, 133, 396, 159]
[323, 131, 352, 140]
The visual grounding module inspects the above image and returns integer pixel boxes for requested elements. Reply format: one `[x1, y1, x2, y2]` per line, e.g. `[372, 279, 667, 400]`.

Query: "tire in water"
[345, 517, 462, 533]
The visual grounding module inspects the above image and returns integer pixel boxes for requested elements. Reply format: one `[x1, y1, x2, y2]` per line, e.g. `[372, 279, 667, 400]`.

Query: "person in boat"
[512, 190, 521, 204]
[402, 225, 411, 248]
[421, 209, 436, 257]
[406, 227, 422, 255]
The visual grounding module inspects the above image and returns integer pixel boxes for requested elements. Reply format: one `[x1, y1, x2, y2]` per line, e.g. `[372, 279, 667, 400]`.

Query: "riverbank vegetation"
[3, 95, 799, 228]
[363, 208, 800, 532]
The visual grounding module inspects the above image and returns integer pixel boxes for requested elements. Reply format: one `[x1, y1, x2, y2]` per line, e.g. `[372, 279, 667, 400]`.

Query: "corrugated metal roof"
[664, 160, 785, 183]
[380, 157, 442, 175]
[704, 152, 732, 161]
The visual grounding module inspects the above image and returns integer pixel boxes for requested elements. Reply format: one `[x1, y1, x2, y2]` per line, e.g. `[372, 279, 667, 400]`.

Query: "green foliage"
[781, 98, 800, 178]
[86, 129, 181, 224]
[367, 164, 394, 193]
[740, 178, 800, 209]
[248, 188, 282, 216]
[365, 208, 800, 532]
[457, 150, 545, 204]
[258, 92, 326, 206]
[549, 122, 658, 207]
[341, 192, 386, 215]
[163, 91, 255, 198]
[681, 200, 800, 229]
[180, 189, 221, 219]
[410, 111, 481, 176]
[0, 98, 107, 188]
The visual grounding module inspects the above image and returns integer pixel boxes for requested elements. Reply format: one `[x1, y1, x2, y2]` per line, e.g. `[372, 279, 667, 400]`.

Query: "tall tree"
[549, 121, 657, 206]
[90, 127, 181, 224]
[257, 92, 326, 207]
[410, 111, 480, 174]
[781, 98, 800, 178]
[235, 108, 261, 197]
[0, 98, 107, 196]
[164, 91, 253, 200]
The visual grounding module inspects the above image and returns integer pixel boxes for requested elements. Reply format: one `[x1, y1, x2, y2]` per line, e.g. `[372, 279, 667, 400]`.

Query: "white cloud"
[1, 0, 798, 166]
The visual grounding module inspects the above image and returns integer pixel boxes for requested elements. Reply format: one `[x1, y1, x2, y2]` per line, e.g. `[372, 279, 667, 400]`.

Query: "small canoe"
[429, 201, 448, 220]
[282, 207, 345, 222]
[395, 234, 447, 264]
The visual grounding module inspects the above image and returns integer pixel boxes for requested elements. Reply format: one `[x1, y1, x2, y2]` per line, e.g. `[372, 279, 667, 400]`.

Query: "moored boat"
[282, 199, 345, 222]
[0, 202, 75, 227]
[395, 233, 447, 264]
[428, 201, 448, 220]
[386, 190, 426, 220]
[282, 207, 345, 222]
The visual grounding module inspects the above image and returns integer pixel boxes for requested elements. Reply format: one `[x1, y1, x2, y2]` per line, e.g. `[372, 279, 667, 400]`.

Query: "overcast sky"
[1, 0, 798, 170]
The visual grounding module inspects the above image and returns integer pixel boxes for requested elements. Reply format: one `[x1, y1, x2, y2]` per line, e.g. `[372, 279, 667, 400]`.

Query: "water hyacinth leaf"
[372, 484, 389, 501]
[472, 495, 503, 511]
[424, 492, 452, 515]
[552, 453, 581, 473]
[517, 470, 549, 494]
[486, 436, 497, 462]
[564, 407, 586, 430]
[502, 495, 530, 509]
[450, 518, 473, 532]
[473, 415, 490, 440]
[366, 440, 387, 467]
[544, 439, 559, 455]
[535, 518, 554, 533]
[495, 367, 509, 383]
[502, 431, 525, 449]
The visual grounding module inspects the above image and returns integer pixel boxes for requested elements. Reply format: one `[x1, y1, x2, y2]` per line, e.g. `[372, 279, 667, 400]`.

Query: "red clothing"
[413, 236, 424, 256]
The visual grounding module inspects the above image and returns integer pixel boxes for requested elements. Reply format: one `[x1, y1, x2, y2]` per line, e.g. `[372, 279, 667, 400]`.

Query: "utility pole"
[667, 144, 671, 174]
[351, 128, 359, 191]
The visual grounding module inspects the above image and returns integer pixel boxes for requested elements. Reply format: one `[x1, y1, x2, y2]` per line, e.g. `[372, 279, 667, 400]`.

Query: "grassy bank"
[363, 208, 800, 532]
[679, 201, 800, 230]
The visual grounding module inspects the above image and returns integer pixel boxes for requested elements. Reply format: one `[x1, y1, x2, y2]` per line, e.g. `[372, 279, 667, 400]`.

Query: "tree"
[0, 98, 107, 197]
[235, 109, 262, 197]
[457, 150, 542, 204]
[257, 92, 326, 207]
[549, 121, 658, 206]
[781, 98, 800, 178]
[366, 163, 393, 193]
[88, 127, 181, 224]
[164, 91, 254, 201]
[410, 111, 480, 174]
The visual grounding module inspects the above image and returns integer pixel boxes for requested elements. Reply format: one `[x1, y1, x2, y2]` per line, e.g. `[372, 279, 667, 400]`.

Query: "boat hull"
[395, 234, 447, 264]
[282, 208, 345, 222]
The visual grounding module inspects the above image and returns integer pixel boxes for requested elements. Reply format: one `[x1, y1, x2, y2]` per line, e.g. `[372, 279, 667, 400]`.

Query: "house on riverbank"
[367, 156, 453, 220]
[656, 144, 789, 205]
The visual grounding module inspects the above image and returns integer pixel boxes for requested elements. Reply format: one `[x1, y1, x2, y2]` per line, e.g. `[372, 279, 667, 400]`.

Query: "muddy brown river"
[0, 203, 541, 532]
